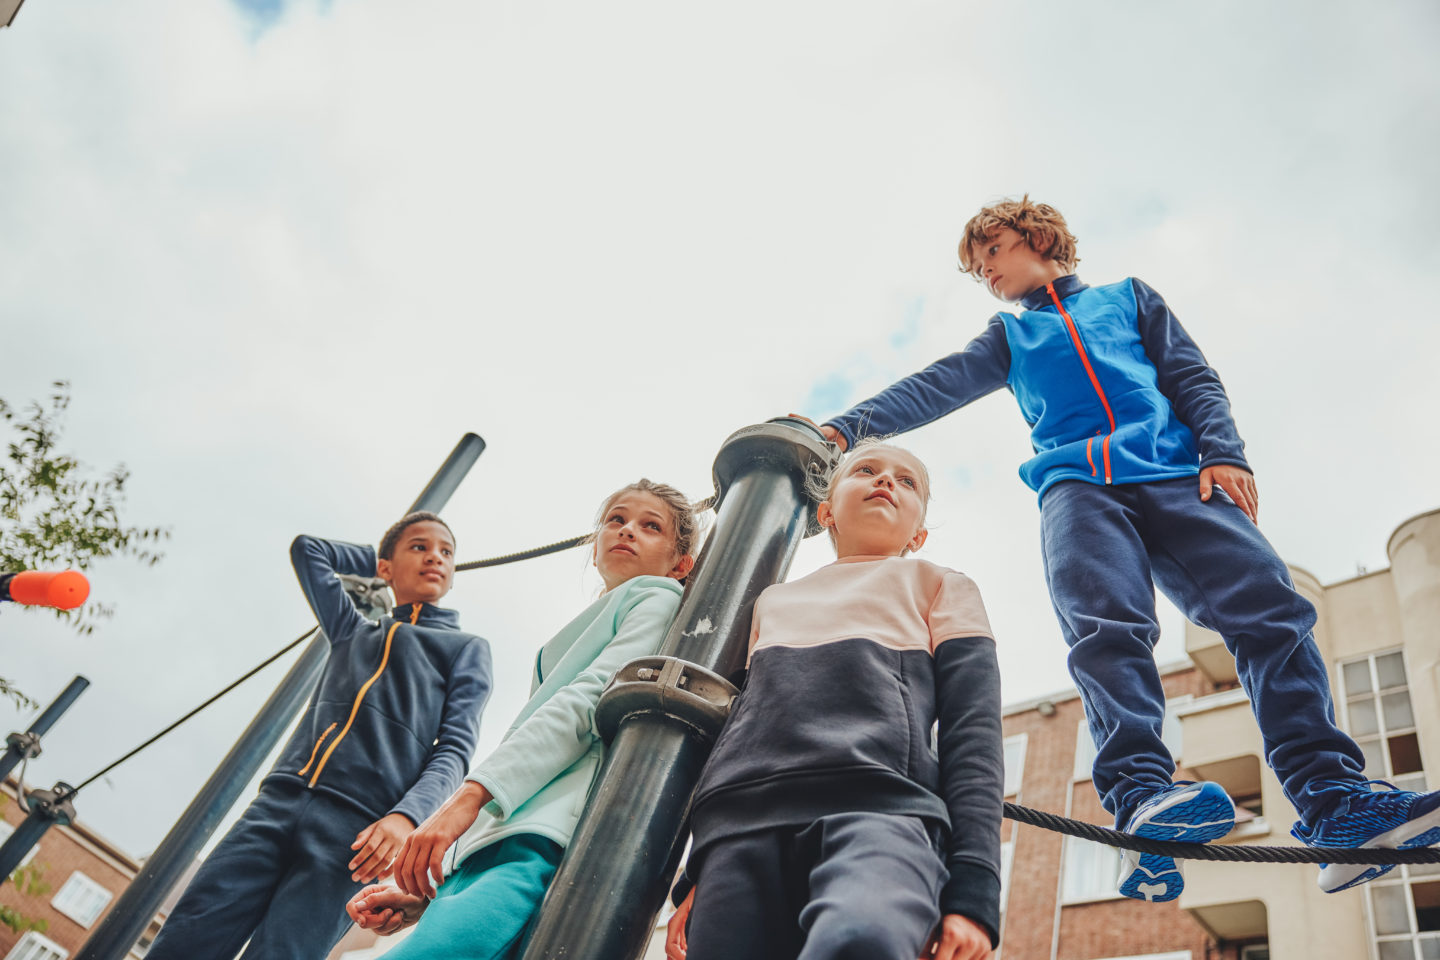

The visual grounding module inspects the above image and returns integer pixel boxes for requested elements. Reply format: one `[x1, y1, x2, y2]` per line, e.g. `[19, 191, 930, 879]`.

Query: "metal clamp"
[5, 732, 42, 761]
[594, 657, 739, 745]
[25, 782, 77, 827]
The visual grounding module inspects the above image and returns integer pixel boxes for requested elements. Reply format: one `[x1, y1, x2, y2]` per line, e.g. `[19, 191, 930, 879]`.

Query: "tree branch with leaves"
[0, 381, 168, 708]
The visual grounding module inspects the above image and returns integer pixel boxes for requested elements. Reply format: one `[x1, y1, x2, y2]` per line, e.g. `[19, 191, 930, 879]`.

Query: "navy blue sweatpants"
[685, 813, 947, 960]
[146, 782, 370, 960]
[1040, 477, 1365, 826]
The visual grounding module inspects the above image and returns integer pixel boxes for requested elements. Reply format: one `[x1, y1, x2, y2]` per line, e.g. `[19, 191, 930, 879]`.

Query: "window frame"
[4, 931, 69, 960]
[51, 869, 114, 929]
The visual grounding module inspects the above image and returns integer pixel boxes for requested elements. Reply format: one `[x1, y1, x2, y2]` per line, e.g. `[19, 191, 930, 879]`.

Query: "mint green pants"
[384, 834, 563, 960]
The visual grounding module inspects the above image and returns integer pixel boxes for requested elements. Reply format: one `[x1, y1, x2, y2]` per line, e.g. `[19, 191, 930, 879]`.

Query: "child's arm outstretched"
[821, 321, 1011, 453]
[393, 582, 682, 897]
[1132, 279, 1258, 522]
[931, 573, 1004, 957]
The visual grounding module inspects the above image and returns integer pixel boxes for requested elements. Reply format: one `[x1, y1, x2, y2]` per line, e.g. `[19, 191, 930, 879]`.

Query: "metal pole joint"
[711, 417, 839, 537]
[593, 657, 739, 746]
[5, 732, 41, 761]
[23, 782, 77, 827]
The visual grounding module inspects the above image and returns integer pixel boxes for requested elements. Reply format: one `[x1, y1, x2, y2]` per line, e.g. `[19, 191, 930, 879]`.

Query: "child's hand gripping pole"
[0, 571, 91, 610]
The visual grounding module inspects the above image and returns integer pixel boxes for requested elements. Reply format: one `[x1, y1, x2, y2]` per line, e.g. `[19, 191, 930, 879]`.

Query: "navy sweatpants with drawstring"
[1041, 477, 1366, 827]
[146, 781, 370, 960]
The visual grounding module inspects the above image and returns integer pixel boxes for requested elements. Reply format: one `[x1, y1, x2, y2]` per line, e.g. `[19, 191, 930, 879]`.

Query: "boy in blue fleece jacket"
[147, 512, 491, 960]
[819, 196, 1440, 902]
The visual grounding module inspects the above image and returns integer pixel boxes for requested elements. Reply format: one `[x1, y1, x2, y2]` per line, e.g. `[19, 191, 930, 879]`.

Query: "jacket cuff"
[939, 863, 1001, 948]
[1198, 453, 1251, 472]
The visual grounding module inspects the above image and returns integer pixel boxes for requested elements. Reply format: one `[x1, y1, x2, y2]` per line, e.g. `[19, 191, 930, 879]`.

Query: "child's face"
[376, 520, 456, 606]
[593, 491, 693, 592]
[817, 447, 929, 558]
[968, 227, 1065, 302]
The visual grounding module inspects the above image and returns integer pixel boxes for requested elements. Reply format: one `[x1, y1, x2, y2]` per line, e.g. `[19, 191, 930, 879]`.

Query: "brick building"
[995, 506, 1440, 960]
[0, 779, 161, 960]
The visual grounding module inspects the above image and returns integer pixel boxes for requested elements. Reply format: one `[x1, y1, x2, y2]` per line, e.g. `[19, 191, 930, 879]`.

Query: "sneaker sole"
[1318, 807, 1440, 894]
[1119, 784, 1235, 903]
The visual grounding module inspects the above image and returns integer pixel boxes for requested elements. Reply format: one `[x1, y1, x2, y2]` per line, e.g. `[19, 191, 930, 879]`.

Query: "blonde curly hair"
[958, 195, 1079, 277]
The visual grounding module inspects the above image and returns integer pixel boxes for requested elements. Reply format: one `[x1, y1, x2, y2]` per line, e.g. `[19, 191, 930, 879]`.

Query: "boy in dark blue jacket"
[147, 512, 491, 960]
[819, 196, 1440, 903]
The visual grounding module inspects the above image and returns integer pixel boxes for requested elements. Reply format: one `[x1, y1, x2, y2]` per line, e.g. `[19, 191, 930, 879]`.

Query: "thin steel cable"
[453, 495, 718, 572]
[70, 628, 318, 795]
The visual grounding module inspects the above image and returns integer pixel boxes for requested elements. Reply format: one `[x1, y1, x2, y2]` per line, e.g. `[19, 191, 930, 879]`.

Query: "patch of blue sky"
[232, 0, 285, 23]
[798, 372, 861, 420]
[889, 296, 925, 352]
[230, 0, 334, 32]
[948, 465, 974, 490]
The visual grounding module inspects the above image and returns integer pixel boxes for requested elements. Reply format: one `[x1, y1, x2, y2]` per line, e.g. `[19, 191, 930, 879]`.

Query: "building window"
[128, 931, 155, 959]
[998, 840, 1014, 917]
[1364, 872, 1440, 960]
[1003, 735, 1026, 797]
[1061, 835, 1123, 904]
[1088, 951, 1192, 960]
[1073, 698, 1188, 781]
[52, 870, 113, 928]
[4, 932, 68, 960]
[1238, 947, 1269, 960]
[1340, 651, 1426, 791]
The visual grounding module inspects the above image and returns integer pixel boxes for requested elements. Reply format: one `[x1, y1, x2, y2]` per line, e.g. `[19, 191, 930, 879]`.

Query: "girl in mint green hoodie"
[345, 479, 699, 960]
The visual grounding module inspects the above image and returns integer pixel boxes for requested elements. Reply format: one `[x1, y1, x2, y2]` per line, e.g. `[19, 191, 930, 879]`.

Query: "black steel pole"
[76, 432, 486, 960]
[520, 417, 838, 960]
[0, 782, 76, 881]
[0, 675, 90, 785]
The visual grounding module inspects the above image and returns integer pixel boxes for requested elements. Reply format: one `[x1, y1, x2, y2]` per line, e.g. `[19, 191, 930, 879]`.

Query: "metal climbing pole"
[75, 433, 486, 960]
[520, 416, 837, 960]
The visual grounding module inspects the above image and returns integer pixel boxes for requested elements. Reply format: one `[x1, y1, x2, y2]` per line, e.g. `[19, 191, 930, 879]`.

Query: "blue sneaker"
[1117, 781, 1235, 903]
[1292, 781, 1440, 893]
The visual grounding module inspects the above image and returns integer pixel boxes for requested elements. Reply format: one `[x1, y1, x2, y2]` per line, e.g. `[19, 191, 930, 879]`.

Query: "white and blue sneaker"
[1292, 781, 1440, 893]
[1117, 781, 1235, 903]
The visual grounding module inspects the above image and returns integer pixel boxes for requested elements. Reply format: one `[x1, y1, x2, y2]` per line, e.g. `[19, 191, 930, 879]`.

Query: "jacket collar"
[1019, 274, 1087, 312]
[390, 602, 460, 629]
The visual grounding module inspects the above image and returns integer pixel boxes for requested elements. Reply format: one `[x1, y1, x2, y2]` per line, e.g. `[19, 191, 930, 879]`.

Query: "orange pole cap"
[9, 571, 90, 610]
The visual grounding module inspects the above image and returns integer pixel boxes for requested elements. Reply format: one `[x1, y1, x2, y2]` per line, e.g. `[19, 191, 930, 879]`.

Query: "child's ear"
[375, 557, 394, 585]
[816, 501, 835, 530]
[1027, 227, 1054, 257]
[907, 527, 929, 554]
[668, 554, 695, 581]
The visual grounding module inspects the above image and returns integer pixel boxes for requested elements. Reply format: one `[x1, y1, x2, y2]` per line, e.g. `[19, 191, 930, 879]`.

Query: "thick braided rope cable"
[1004, 801, 1440, 864]
[454, 495, 718, 572]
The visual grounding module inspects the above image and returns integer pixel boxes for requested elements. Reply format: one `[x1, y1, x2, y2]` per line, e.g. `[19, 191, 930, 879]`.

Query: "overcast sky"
[2, 0, 1437, 860]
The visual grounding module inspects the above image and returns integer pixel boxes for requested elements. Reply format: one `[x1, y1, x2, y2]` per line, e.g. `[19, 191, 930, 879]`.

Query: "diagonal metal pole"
[520, 417, 837, 960]
[76, 433, 485, 960]
[0, 675, 90, 786]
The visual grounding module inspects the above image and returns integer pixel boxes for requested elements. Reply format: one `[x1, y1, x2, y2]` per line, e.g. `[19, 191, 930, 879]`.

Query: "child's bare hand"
[818, 425, 848, 452]
[346, 883, 428, 935]
[665, 887, 694, 960]
[1199, 464, 1258, 524]
[920, 913, 991, 960]
[393, 781, 488, 899]
[350, 813, 414, 883]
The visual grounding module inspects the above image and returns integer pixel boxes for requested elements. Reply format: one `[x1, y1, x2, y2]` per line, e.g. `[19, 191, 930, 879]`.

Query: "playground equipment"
[0, 569, 90, 610]
[72, 433, 485, 960]
[0, 421, 1427, 960]
[520, 416, 836, 960]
